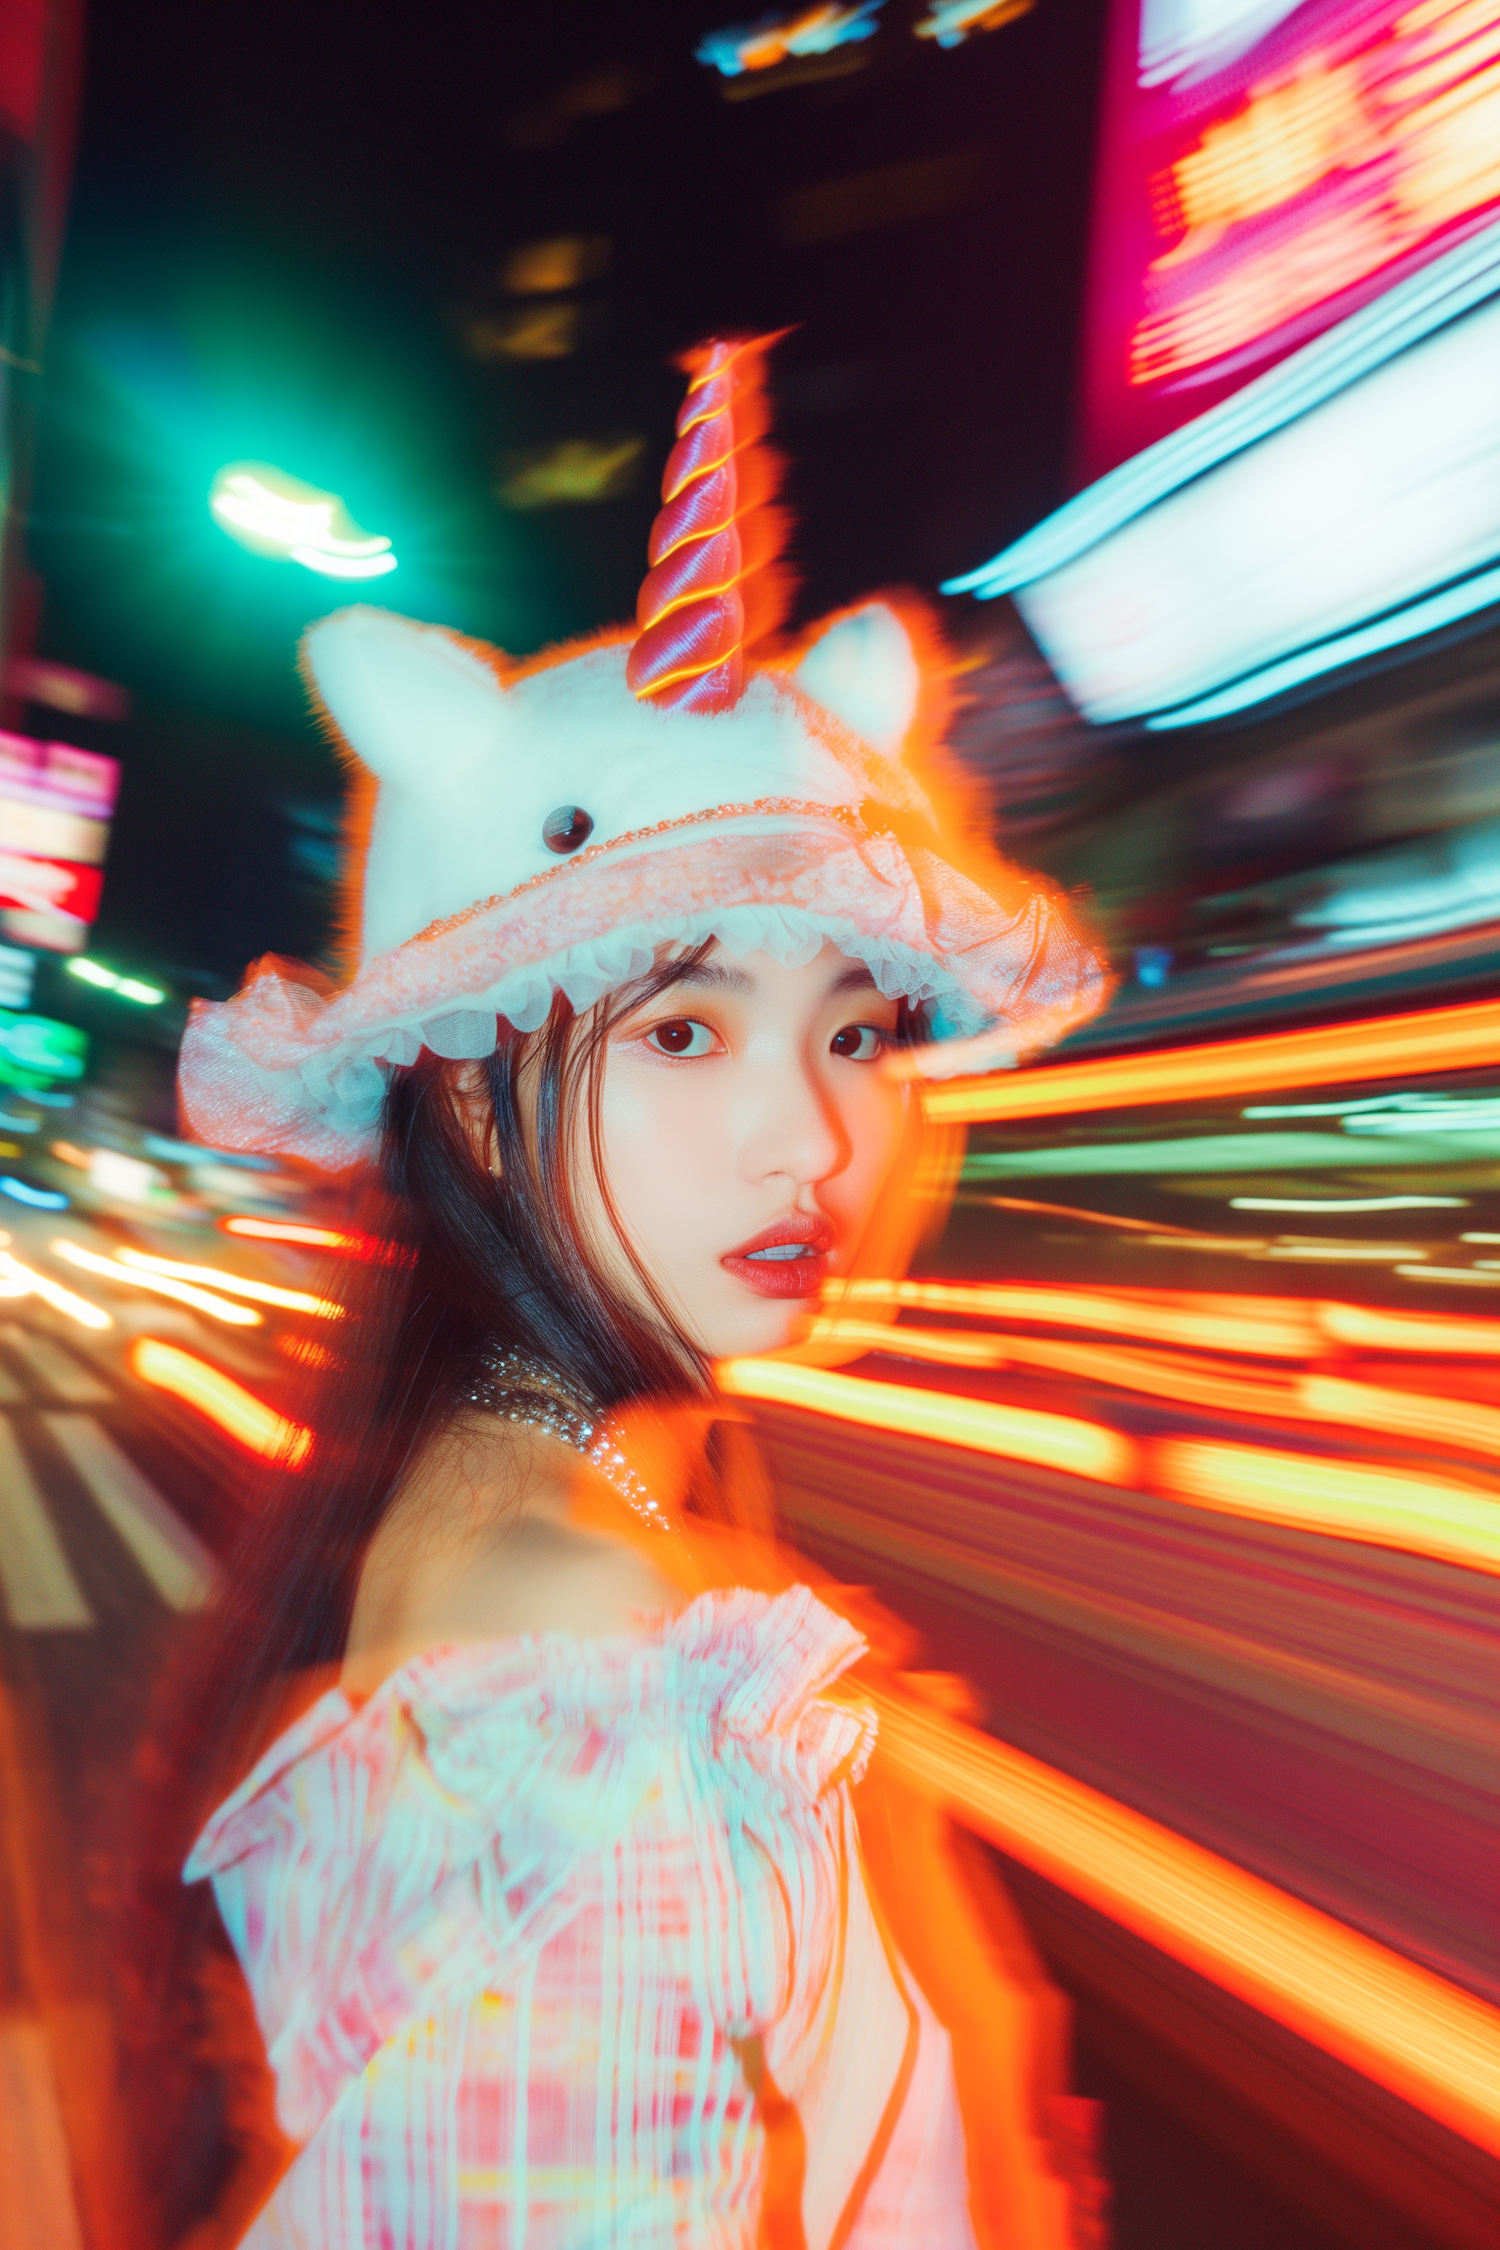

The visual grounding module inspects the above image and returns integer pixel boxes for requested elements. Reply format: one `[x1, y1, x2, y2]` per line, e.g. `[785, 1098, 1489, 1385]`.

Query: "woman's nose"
[738, 1056, 848, 1187]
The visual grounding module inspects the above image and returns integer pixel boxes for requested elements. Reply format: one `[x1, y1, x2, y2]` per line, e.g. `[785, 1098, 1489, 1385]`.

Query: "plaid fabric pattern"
[187, 1586, 977, 2250]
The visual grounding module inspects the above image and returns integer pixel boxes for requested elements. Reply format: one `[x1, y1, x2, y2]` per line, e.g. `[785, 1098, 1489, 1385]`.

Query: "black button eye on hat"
[542, 805, 594, 854]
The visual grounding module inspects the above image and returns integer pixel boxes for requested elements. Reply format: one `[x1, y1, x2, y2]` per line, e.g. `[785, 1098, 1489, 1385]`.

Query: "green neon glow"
[962, 1130, 1499, 1179]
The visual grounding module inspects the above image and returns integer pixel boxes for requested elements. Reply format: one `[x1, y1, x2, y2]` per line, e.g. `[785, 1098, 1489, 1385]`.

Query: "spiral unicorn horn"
[626, 334, 791, 715]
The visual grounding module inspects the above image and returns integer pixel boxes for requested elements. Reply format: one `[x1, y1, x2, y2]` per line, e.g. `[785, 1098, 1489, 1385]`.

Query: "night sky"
[27, 0, 1108, 993]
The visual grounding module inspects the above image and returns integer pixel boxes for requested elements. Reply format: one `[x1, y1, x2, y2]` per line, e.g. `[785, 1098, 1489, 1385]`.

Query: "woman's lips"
[721, 1214, 835, 1300]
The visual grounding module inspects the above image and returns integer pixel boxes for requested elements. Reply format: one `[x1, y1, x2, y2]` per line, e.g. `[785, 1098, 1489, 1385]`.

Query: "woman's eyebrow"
[827, 963, 881, 997]
[660, 958, 756, 996]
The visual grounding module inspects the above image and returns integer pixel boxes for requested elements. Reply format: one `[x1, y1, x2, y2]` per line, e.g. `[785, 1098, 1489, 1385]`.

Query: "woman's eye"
[830, 1023, 886, 1062]
[646, 1018, 715, 1057]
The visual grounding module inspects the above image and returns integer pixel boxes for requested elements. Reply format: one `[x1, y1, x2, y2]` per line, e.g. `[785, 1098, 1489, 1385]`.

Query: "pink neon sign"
[1079, 0, 1500, 483]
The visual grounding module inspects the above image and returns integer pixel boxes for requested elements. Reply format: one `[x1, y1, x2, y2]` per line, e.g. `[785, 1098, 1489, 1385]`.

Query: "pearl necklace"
[466, 1351, 668, 1530]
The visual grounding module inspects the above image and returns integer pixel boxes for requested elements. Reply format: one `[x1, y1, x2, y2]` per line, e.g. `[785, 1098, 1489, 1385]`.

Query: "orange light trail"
[717, 1357, 1137, 1484]
[50, 1240, 261, 1327]
[829, 1278, 1317, 1358]
[220, 1216, 374, 1254]
[1153, 1438, 1500, 1575]
[129, 1339, 311, 1466]
[1299, 1373, 1500, 1458]
[1318, 1300, 1500, 1355]
[0, 1249, 112, 1330]
[870, 1690, 1500, 2154]
[115, 1248, 342, 1318]
[801, 1316, 1011, 1368]
[919, 996, 1500, 1123]
[813, 1315, 1500, 1466]
[831, 1278, 1500, 1361]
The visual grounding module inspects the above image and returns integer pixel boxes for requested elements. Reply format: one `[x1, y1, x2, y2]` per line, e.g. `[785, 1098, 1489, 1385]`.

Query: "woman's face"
[585, 941, 909, 1362]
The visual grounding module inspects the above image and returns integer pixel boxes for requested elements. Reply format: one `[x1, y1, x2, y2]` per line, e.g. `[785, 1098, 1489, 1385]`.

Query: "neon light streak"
[1231, 1195, 1466, 1210]
[1146, 560, 1500, 729]
[920, 995, 1500, 1124]
[114, 1249, 342, 1318]
[810, 1313, 1500, 1469]
[870, 1691, 1500, 2154]
[50, 1241, 261, 1326]
[1398, 1263, 1500, 1285]
[1155, 1438, 1500, 1575]
[837, 1277, 1500, 1360]
[285, 546, 398, 582]
[220, 1216, 374, 1253]
[717, 1357, 1136, 1483]
[1318, 1300, 1500, 1353]
[828, 1278, 1317, 1358]
[800, 1316, 1010, 1367]
[210, 466, 397, 581]
[0, 1250, 111, 1329]
[130, 1339, 311, 1466]
[0, 1178, 68, 1210]
[1299, 1374, 1500, 1460]
[65, 958, 165, 1004]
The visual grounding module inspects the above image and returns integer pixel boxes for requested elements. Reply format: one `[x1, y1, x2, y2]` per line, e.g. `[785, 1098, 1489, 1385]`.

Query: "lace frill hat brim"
[177, 598, 1111, 1172]
[178, 793, 1109, 1172]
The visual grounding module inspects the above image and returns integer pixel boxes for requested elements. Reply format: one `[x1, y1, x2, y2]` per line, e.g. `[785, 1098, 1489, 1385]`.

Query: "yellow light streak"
[717, 1356, 1137, 1484]
[49, 1240, 261, 1327]
[920, 996, 1500, 1124]
[1318, 1301, 1500, 1354]
[114, 1249, 342, 1318]
[1299, 1374, 1500, 1458]
[1154, 1438, 1500, 1574]
[870, 1690, 1500, 2154]
[130, 1339, 311, 1466]
[0, 1249, 112, 1329]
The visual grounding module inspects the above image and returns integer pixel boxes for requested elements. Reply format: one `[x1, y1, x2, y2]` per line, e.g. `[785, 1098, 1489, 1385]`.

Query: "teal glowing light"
[210, 462, 397, 580]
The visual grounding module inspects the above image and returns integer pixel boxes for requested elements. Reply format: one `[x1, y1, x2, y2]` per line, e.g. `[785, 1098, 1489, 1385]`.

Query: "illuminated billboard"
[1080, 0, 1500, 483]
[0, 731, 119, 953]
[943, 0, 1500, 728]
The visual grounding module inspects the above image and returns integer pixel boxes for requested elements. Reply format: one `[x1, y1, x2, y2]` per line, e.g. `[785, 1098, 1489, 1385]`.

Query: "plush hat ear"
[301, 607, 508, 792]
[792, 601, 920, 758]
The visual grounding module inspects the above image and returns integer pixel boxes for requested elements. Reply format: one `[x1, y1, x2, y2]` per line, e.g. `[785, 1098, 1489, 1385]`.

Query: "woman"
[166, 337, 1109, 2249]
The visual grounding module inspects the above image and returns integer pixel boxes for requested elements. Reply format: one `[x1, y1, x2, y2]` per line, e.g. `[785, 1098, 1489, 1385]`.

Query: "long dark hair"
[124, 946, 754, 2234]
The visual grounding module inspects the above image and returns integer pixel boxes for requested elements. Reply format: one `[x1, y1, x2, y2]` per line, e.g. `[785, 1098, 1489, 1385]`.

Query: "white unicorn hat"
[178, 337, 1110, 1170]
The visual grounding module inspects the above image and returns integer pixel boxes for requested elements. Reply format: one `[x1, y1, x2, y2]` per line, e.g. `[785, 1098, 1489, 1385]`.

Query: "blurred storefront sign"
[945, 0, 1500, 730]
[0, 728, 119, 953]
[1080, 0, 1500, 482]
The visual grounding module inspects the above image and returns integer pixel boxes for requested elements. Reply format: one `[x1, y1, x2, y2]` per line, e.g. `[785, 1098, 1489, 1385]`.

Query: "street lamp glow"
[210, 462, 397, 579]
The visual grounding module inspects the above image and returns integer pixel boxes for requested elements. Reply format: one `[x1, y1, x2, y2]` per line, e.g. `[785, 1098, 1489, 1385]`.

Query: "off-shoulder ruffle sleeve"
[187, 1586, 875, 2147]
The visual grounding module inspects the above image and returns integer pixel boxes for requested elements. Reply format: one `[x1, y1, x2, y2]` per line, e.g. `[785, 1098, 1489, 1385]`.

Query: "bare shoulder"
[343, 1413, 680, 1696]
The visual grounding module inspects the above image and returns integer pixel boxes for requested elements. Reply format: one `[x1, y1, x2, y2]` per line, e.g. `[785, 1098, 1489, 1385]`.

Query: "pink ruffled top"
[185, 1585, 977, 2250]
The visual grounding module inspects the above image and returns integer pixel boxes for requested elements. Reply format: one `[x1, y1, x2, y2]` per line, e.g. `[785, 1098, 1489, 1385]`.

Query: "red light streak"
[870, 1691, 1500, 2154]
[129, 1339, 311, 1466]
[919, 996, 1500, 1124]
